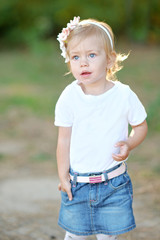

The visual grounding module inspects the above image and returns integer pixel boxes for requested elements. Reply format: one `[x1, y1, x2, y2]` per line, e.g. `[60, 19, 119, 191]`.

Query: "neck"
[80, 80, 114, 96]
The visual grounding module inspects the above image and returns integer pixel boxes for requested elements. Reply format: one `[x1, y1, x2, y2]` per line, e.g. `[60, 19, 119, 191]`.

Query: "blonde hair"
[65, 19, 128, 81]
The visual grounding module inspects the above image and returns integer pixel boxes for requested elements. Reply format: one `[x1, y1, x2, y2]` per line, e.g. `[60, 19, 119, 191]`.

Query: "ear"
[106, 51, 116, 69]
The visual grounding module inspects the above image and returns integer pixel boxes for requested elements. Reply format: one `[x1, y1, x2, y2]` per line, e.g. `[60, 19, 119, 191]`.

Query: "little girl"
[54, 17, 148, 240]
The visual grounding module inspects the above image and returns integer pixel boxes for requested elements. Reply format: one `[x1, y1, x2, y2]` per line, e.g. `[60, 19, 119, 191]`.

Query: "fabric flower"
[67, 16, 80, 30]
[57, 16, 80, 62]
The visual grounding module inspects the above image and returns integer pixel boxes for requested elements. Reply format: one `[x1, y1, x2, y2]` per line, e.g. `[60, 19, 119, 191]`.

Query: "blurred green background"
[0, 0, 159, 174]
[0, 1, 160, 239]
[0, 0, 160, 170]
[0, 0, 159, 126]
[0, 0, 159, 46]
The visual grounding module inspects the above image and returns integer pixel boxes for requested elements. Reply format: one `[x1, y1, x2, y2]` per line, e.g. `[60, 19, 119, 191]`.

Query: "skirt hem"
[58, 221, 136, 236]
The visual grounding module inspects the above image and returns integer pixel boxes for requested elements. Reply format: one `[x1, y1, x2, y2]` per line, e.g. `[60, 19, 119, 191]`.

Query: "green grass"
[0, 40, 160, 183]
[0, 40, 160, 132]
[30, 152, 53, 162]
[0, 40, 72, 118]
[0, 153, 5, 161]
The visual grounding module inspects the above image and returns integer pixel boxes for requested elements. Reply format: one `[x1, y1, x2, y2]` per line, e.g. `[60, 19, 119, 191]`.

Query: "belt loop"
[73, 172, 78, 187]
[103, 171, 109, 185]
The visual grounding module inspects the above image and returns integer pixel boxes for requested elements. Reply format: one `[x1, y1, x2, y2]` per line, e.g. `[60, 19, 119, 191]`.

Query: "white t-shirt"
[54, 80, 147, 173]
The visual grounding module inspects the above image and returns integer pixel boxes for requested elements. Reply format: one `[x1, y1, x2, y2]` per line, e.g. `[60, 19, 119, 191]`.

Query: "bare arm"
[56, 126, 72, 200]
[112, 120, 148, 161]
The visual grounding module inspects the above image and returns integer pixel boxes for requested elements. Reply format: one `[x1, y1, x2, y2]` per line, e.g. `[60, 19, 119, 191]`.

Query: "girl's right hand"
[58, 181, 73, 201]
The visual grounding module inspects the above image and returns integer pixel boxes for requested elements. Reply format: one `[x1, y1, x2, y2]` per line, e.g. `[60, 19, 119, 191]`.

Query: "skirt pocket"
[109, 172, 130, 190]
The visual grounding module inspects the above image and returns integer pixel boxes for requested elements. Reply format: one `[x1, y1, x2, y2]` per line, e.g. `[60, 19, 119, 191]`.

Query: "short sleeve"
[128, 88, 147, 126]
[54, 87, 73, 127]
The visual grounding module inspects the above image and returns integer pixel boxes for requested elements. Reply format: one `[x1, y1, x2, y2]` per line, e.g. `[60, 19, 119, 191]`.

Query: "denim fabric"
[58, 164, 136, 236]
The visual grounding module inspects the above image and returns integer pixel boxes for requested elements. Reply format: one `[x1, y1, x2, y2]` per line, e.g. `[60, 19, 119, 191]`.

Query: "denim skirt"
[58, 164, 136, 236]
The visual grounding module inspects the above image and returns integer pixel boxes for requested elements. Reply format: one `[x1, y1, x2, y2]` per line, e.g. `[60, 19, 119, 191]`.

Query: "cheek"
[102, 60, 108, 72]
[70, 63, 78, 75]
[96, 62, 107, 73]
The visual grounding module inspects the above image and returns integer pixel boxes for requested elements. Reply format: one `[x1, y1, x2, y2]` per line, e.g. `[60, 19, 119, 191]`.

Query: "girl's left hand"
[112, 141, 130, 162]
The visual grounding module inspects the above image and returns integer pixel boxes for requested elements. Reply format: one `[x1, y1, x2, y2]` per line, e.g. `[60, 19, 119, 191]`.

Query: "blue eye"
[73, 55, 79, 60]
[89, 53, 96, 58]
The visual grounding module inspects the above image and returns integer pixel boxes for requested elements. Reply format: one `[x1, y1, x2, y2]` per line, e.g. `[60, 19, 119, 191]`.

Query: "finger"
[66, 189, 73, 201]
[112, 153, 124, 158]
[114, 141, 125, 147]
[112, 153, 123, 161]
[58, 183, 61, 191]
[113, 152, 128, 161]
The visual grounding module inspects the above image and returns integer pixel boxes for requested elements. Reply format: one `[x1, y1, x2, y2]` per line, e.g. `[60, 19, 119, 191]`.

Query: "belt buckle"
[89, 175, 102, 184]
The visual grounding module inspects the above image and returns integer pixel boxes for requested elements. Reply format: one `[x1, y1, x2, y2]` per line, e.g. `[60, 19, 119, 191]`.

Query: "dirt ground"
[0, 113, 159, 240]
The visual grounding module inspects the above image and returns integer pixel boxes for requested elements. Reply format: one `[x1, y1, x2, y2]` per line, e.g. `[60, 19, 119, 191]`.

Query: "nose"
[80, 56, 89, 67]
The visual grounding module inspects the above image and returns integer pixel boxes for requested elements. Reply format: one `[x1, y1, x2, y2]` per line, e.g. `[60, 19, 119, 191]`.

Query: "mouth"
[80, 71, 92, 77]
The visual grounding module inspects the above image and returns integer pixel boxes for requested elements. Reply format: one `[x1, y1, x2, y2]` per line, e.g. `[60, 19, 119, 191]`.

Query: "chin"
[79, 79, 94, 85]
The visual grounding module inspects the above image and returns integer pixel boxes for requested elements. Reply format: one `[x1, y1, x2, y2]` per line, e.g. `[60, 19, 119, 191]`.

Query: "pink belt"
[70, 163, 126, 184]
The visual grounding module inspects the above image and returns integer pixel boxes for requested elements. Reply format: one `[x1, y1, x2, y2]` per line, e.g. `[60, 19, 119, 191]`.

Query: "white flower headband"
[57, 16, 113, 63]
